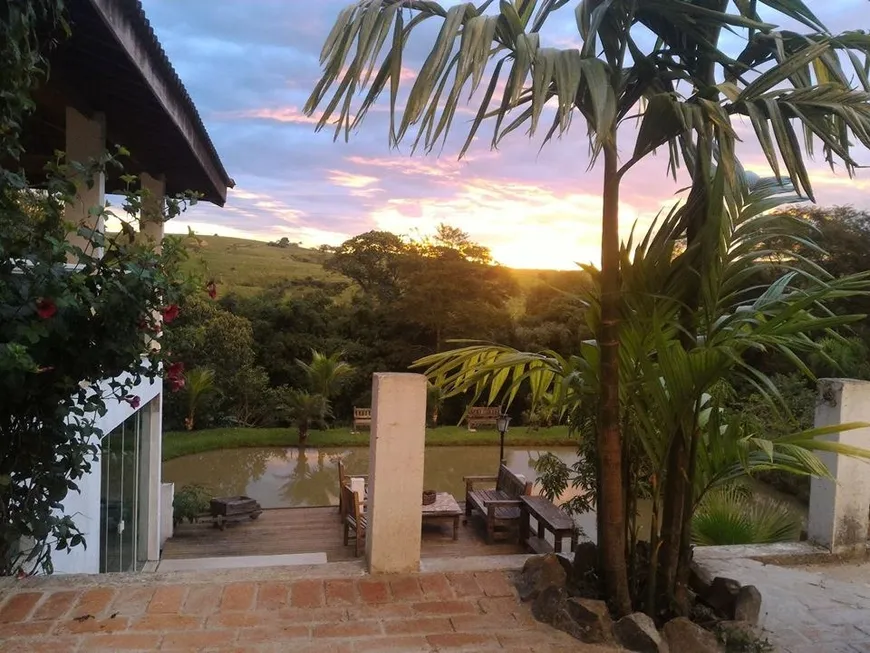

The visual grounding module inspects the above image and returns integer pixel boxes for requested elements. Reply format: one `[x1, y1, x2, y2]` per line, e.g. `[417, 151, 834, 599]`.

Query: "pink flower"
[36, 298, 57, 319]
[166, 361, 186, 392]
[161, 304, 180, 324]
[124, 395, 141, 409]
[206, 280, 217, 299]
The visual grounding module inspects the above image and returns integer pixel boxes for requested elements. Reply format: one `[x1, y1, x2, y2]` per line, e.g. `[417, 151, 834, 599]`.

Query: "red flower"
[161, 304, 180, 324]
[206, 280, 217, 299]
[165, 361, 186, 392]
[36, 298, 57, 319]
[124, 395, 141, 409]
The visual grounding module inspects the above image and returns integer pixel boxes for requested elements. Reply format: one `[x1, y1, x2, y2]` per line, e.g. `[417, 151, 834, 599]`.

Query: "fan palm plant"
[691, 485, 801, 546]
[281, 391, 332, 446]
[306, 0, 870, 616]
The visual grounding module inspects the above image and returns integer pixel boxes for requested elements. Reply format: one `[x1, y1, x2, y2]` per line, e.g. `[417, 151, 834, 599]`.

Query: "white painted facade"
[52, 375, 164, 575]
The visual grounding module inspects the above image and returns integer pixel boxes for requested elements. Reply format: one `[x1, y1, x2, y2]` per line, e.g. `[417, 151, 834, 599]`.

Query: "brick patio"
[0, 568, 615, 652]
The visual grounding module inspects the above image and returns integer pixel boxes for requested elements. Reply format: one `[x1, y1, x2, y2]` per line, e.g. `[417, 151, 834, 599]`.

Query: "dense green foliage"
[691, 485, 801, 546]
[163, 224, 586, 430]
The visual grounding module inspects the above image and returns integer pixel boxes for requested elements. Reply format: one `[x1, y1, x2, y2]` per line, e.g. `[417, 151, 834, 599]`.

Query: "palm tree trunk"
[598, 142, 632, 617]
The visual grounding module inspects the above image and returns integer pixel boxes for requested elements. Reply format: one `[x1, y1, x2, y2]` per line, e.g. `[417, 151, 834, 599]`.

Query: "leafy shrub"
[172, 484, 212, 525]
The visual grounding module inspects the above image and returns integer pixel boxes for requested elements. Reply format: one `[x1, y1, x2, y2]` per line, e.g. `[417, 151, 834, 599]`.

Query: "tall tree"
[306, 0, 870, 615]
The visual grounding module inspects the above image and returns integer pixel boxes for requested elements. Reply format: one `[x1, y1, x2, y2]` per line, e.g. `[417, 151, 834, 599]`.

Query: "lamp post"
[496, 413, 511, 464]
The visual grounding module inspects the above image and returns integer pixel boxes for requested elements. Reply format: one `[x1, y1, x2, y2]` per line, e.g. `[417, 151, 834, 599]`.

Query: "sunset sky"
[141, 0, 870, 270]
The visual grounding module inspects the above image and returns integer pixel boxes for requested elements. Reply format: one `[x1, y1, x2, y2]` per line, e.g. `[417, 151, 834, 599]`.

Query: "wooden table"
[210, 496, 262, 531]
[422, 492, 462, 540]
[520, 495, 577, 554]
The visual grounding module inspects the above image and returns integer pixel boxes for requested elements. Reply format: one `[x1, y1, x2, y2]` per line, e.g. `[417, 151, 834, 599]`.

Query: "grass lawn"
[162, 425, 576, 461]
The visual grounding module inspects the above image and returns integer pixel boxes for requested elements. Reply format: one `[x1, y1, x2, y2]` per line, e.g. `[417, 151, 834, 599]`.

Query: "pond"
[163, 445, 806, 543]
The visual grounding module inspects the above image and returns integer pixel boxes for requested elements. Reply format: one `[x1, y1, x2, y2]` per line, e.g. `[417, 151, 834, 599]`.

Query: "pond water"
[163, 445, 805, 543]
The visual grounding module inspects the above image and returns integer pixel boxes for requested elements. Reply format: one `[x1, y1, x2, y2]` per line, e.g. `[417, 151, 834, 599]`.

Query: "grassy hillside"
[185, 236, 345, 296]
[185, 235, 583, 299]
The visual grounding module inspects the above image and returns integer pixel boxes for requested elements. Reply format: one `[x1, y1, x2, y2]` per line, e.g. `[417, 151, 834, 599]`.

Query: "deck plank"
[162, 505, 524, 562]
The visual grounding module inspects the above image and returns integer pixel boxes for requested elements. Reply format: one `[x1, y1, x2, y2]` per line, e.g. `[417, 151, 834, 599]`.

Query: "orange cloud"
[222, 106, 321, 125]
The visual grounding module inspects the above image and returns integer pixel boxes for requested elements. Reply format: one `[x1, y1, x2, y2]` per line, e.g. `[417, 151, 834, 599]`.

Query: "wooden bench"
[464, 464, 532, 543]
[466, 406, 500, 431]
[520, 495, 577, 554]
[352, 407, 371, 432]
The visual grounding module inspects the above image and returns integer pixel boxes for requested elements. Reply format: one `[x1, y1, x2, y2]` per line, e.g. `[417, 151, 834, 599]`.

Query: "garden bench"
[464, 464, 532, 543]
[520, 495, 577, 554]
[466, 406, 500, 431]
[352, 407, 371, 432]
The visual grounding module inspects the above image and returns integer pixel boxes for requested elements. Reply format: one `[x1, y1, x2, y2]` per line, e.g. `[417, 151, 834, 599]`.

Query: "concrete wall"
[808, 378, 870, 554]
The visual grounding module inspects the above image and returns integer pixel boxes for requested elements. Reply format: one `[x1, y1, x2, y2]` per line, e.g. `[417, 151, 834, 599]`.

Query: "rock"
[565, 598, 613, 644]
[716, 619, 762, 641]
[689, 561, 713, 595]
[663, 617, 721, 653]
[734, 585, 762, 625]
[531, 584, 566, 623]
[613, 612, 669, 653]
[704, 576, 741, 618]
[518, 554, 567, 602]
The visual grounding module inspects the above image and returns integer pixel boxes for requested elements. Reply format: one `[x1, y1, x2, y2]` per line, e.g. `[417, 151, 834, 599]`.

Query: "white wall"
[52, 374, 163, 575]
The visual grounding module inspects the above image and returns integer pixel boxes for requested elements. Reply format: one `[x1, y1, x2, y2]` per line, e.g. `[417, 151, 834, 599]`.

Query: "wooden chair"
[337, 460, 367, 518]
[464, 464, 532, 543]
[341, 483, 366, 557]
[352, 407, 372, 432]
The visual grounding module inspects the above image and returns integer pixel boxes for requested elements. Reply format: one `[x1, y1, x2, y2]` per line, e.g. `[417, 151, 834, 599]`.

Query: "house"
[21, 0, 232, 574]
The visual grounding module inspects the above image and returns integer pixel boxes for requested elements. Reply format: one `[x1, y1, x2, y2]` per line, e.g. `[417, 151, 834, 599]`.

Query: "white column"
[139, 172, 165, 249]
[366, 373, 427, 574]
[808, 378, 870, 554]
[64, 107, 106, 259]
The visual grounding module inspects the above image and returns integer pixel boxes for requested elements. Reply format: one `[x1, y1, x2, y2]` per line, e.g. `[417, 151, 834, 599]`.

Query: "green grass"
[162, 425, 575, 461]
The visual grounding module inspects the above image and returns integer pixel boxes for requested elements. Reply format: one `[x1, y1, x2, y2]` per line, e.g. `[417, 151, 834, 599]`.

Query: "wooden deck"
[161, 505, 525, 562]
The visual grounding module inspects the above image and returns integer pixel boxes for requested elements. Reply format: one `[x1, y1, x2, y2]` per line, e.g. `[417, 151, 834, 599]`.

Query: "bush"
[172, 484, 212, 525]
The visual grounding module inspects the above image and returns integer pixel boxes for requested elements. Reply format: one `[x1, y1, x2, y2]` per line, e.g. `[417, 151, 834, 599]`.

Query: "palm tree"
[183, 367, 216, 431]
[306, 0, 870, 615]
[281, 391, 332, 446]
[296, 350, 354, 400]
[415, 170, 870, 616]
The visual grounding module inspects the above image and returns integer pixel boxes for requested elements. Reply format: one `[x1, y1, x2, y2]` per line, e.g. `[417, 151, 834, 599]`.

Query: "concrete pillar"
[160, 483, 175, 548]
[139, 172, 166, 250]
[138, 393, 163, 561]
[365, 373, 427, 574]
[808, 378, 870, 554]
[64, 107, 106, 259]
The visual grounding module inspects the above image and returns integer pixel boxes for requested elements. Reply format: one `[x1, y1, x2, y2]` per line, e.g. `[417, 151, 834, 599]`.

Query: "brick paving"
[0, 569, 616, 652]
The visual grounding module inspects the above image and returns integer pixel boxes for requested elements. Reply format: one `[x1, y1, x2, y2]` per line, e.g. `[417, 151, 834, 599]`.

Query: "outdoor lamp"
[496, 413, 511, 464]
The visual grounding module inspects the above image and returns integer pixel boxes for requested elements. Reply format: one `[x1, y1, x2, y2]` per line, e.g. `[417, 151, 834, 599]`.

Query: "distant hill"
[185, 235, 585, 302]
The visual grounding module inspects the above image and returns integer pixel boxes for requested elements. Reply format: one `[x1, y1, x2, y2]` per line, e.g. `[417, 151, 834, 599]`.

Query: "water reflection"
[162, 446, 805, 545]
[163, 446, 576, 510]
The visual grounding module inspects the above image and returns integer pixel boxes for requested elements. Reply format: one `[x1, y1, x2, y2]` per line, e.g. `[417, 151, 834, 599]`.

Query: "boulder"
[716, 619, 762, 642]
[518, 554, 567, 602]
[565, 598, 613, 644]
[531, 584, 566, 624]
[663, 617, 722, 653]
[613, 612, 669, 653]
[689, 561, 714, 595]
[704, 576, 741, 618]
[734, 585, 762, 626]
